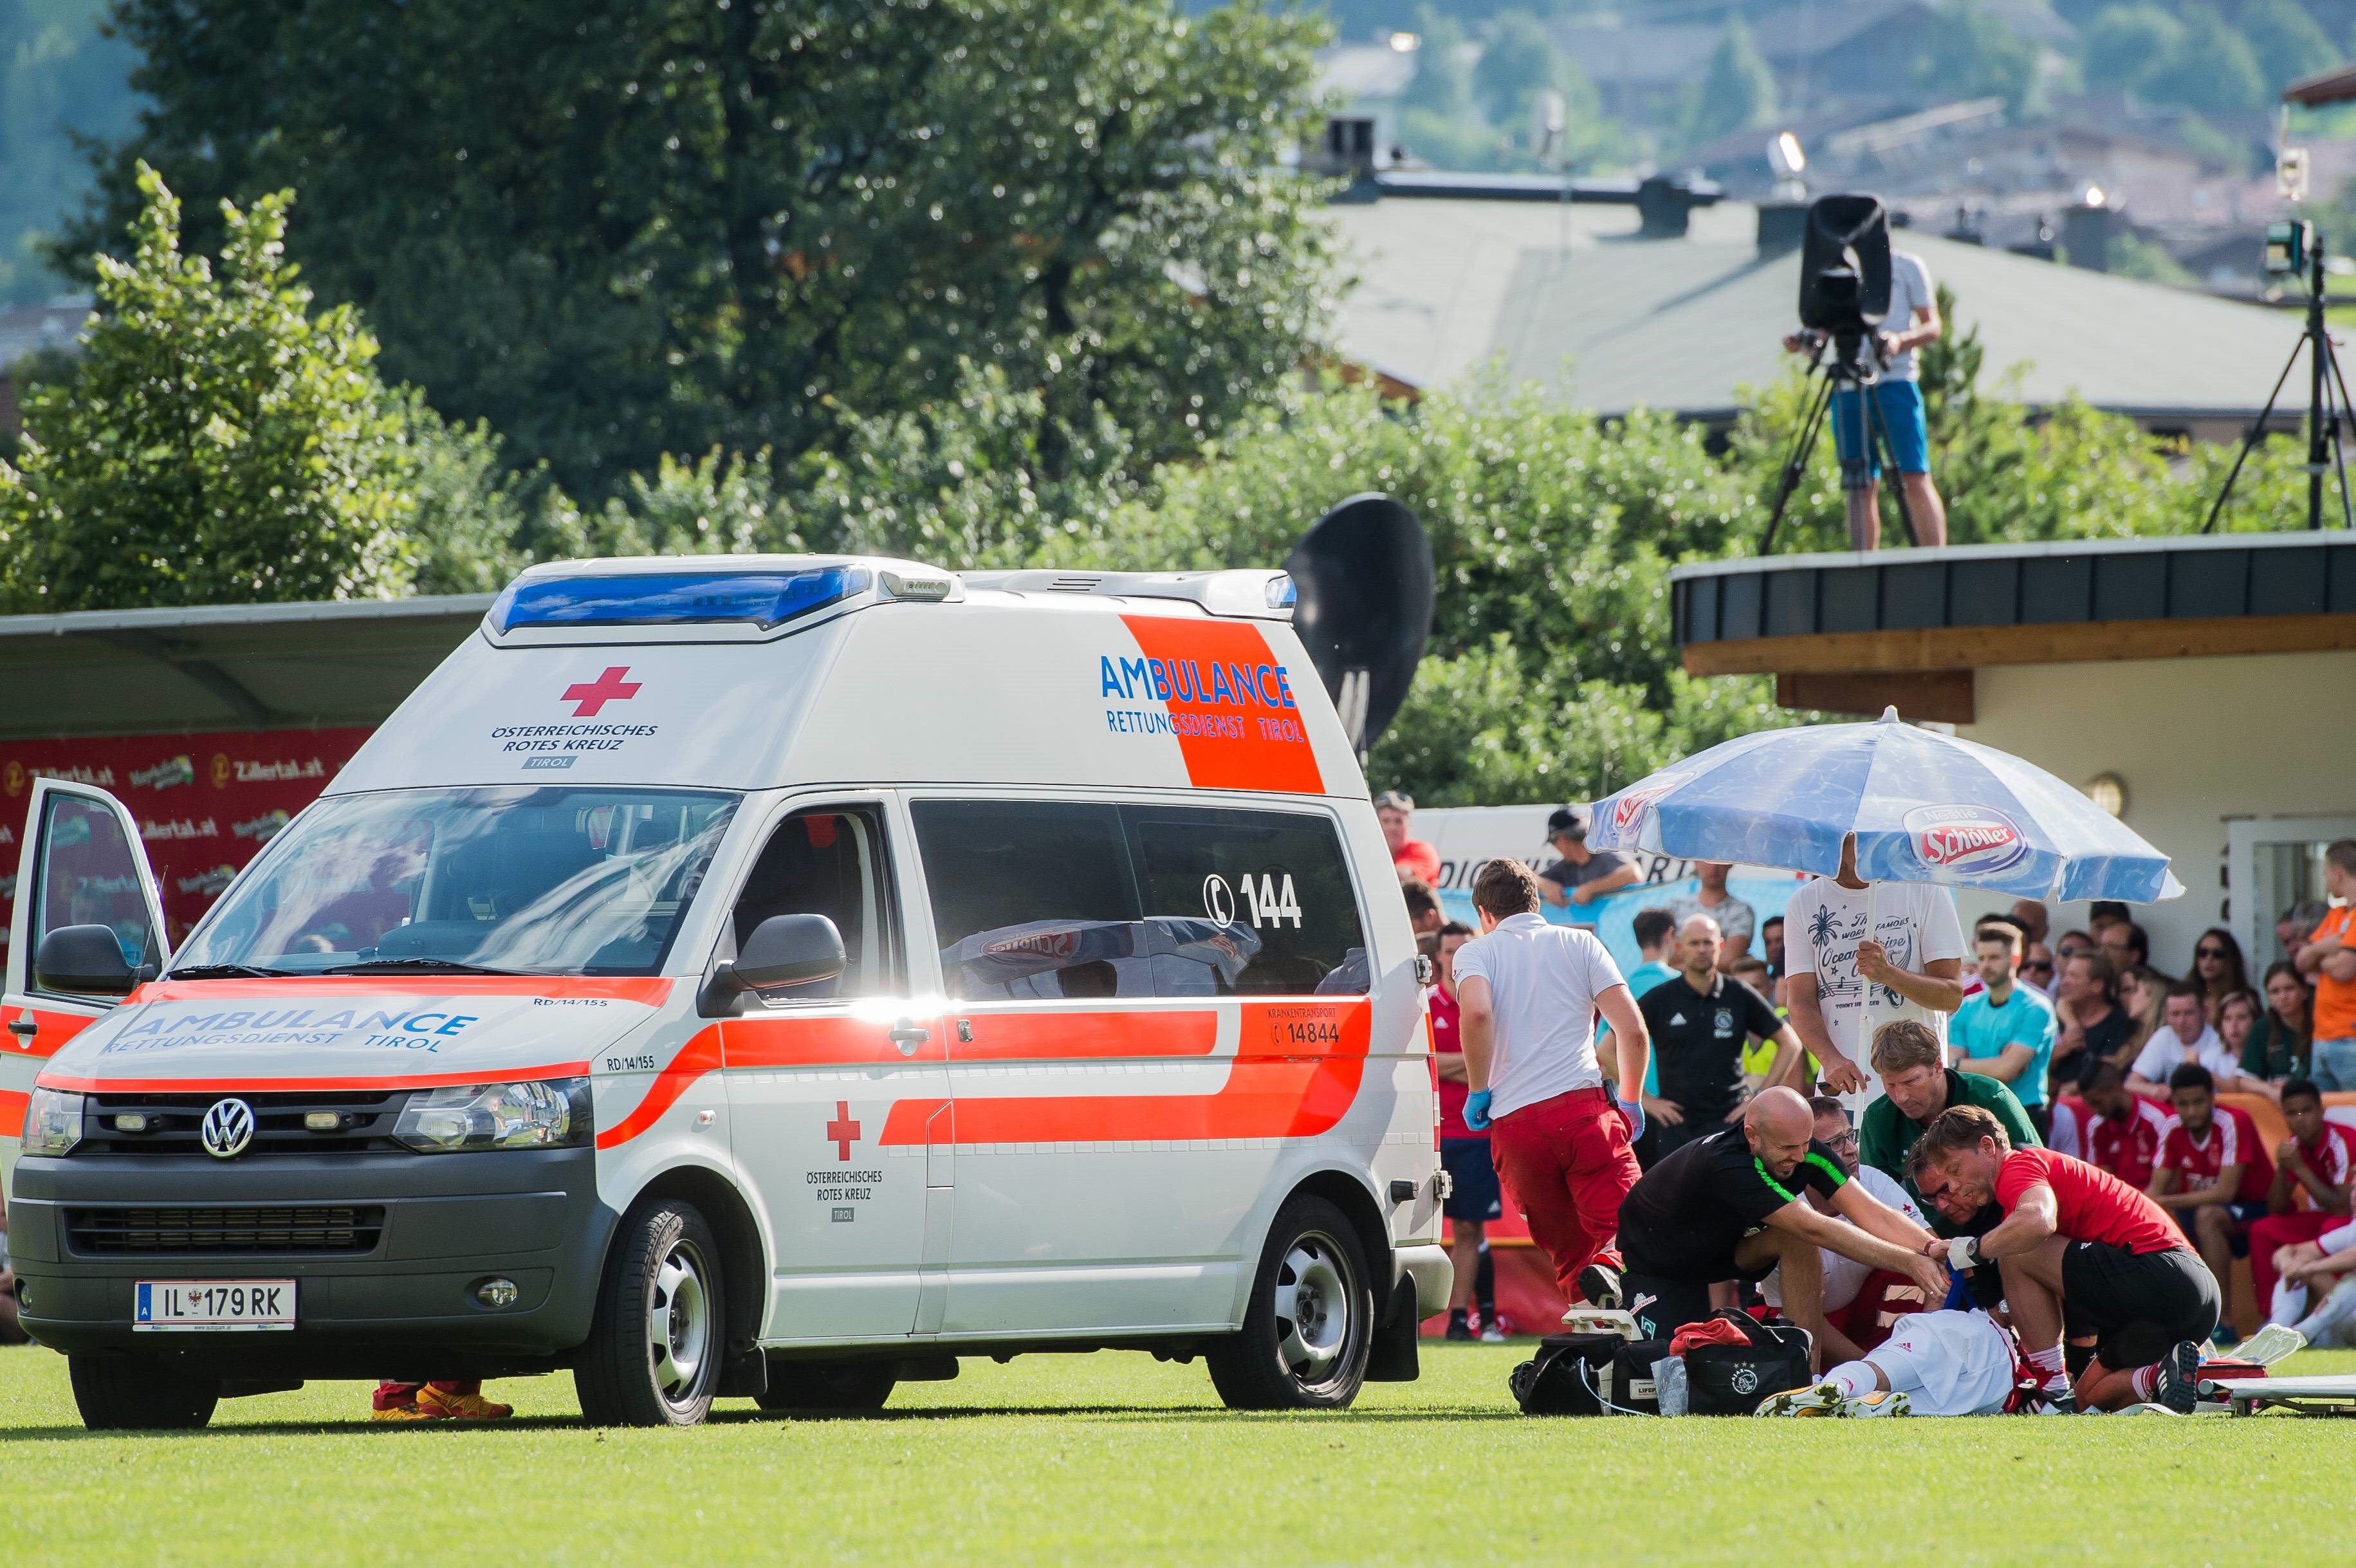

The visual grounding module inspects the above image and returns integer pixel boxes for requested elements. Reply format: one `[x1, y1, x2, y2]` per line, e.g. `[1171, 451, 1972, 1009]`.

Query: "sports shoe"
[1754, 1382, 1844, 1417]
[2153, 1341, 2201, 1415]
[1480, 1320, 1506, 1343]
[1445, 1314, 1474, 1342]
[2228, 1322, 2307, 1367]
[369, 1401, 434, 1423]
[1576, 1263, 1623, 1311]
[1837, 1390, 1910, 1417]
[416, 1384, 513, 1421]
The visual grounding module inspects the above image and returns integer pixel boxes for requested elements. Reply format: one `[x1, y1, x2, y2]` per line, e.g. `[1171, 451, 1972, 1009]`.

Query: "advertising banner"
[0, 729, 374, 955]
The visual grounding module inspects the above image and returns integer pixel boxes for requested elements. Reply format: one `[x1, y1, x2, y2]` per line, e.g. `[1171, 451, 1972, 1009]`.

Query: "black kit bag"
[1610, 1338, 1672, 1416]
[1682, 1312, 1812, 1416]
[1509, 1333, 1623, 1416]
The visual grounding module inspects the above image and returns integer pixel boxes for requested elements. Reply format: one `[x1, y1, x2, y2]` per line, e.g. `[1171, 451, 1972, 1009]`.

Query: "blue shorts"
[1830, 379, 1929, 481]
[1441, 1137, 1502, 1223]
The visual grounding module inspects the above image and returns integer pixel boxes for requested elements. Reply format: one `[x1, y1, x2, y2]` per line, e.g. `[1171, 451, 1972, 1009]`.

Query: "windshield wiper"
[164, 963, 299, 980]
[322, 958, 530, 977]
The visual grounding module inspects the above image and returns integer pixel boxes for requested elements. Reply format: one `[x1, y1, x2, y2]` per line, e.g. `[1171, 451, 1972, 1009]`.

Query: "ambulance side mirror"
[703, 914, 847, 1014]
[35, 924, 138, 998]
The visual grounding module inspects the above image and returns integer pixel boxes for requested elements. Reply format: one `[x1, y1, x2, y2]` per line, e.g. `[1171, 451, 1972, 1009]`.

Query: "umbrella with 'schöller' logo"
[1587, 708, 2182, 905]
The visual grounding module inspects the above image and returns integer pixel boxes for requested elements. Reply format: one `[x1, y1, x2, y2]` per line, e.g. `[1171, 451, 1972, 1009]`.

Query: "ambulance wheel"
[69, 1354, 218, 1430]
[1207, 1196, 1374, 1410]
[575, 1197, 725, 1427]
[755, 1361, 896, 1415]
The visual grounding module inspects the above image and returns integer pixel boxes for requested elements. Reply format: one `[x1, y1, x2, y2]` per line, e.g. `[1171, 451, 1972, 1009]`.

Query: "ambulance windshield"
[170, 786, 739, 977]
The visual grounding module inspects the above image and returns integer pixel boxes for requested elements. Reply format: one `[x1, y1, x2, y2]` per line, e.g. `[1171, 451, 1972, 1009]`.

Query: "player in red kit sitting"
[2249, 1079, 2356, 1321]
[2080, 1062, 2169, 1189]
[1911, 1104, 2216, 1413]
[2147, 1063, 2272, 1342]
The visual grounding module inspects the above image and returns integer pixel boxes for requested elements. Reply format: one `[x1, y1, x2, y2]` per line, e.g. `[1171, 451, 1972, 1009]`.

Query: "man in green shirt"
[1861, 1019, 2040, 1230]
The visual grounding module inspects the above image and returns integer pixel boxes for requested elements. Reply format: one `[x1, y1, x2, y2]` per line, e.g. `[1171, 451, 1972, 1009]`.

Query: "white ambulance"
[3, 557, 1448, 1428]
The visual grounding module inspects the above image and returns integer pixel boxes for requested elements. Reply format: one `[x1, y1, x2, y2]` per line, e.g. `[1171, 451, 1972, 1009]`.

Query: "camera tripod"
[2202, 228, 2353, 533]
[1760, 333, 1922, 556]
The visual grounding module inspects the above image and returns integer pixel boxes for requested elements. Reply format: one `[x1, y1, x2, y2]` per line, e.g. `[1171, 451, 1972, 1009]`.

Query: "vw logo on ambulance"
[199, 1098, 256, 1159]
[1903, 804, 2032, 878]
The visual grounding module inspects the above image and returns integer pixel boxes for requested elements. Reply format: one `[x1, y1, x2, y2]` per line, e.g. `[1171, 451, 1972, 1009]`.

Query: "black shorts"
[1624, 1249, 1776, 1342]
[1441, 1138, 1502, 1223]
[2061, 1242, 2220, 1370]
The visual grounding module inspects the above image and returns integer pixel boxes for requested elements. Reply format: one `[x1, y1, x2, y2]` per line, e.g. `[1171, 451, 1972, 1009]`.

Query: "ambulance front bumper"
[5, 1146, 614, 1380]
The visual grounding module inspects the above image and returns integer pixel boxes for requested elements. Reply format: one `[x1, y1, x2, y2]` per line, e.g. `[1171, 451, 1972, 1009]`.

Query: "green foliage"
[2142, 5, 2268, 109]
[78, 0, 1341, 503]
[2106, 229, 2196, 286]
[2240, 0, 2337, 93]
[0, 166, 433, 609]
[1403, 10, 1478, 116]
[1917, 2, 2045, 118]
[2081, 5, 2182, 94]
[1684, 19, 1778, 149]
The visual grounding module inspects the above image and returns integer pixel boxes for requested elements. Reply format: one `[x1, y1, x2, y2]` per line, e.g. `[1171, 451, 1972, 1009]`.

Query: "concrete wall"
[1955, 648, 2356, 975]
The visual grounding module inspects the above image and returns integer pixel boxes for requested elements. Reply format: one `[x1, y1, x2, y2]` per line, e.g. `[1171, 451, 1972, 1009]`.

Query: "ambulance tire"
[1208, 1196, 1374, 1410]
[755, 1362, 897, 1415]
[69, 1354, 218, 1430]
[575, 1197, 726, 1427]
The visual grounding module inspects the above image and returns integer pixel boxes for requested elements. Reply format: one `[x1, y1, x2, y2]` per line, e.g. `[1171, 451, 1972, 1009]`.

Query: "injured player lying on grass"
[1755, 1307, 2035, 1417]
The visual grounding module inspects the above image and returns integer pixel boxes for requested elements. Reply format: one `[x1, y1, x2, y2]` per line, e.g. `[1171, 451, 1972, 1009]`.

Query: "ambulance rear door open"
[3, 781, 172, 1191]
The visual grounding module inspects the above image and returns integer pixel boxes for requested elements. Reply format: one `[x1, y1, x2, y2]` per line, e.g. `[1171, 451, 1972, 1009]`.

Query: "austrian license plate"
[134, 1280, 297, 1332]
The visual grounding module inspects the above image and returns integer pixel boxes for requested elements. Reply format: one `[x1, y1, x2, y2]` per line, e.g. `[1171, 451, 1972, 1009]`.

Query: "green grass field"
[4, 1342, 2353, 1565]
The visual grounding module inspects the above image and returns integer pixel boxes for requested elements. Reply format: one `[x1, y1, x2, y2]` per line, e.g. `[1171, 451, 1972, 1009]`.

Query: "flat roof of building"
[0, 595, 492, 740]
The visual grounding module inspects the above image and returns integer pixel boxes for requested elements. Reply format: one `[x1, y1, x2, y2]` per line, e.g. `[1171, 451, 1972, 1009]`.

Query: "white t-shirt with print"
[1450, 912, 1628, 1120]
[1783, 877, 1968, 1111]
[2130, 1024, 2238, 1086]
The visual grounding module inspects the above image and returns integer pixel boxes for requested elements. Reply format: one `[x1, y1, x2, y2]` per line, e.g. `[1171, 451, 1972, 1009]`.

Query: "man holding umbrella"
[1786, 835, 1967, 1109]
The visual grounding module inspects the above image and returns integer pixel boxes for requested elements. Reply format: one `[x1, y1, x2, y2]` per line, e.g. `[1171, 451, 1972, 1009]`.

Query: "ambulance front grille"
[66, 1205, 387, 1255]
[74, 1091, 410, 1156]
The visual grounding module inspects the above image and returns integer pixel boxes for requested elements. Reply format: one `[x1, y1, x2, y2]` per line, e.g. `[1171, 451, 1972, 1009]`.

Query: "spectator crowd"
[1383, 784, 2356, 1355]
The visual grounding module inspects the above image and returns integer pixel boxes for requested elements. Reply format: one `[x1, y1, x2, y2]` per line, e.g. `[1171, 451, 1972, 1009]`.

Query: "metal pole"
[2312, 235, 2330, 531]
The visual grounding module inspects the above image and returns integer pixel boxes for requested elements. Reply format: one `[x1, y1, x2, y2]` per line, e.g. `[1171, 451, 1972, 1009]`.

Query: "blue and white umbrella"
[1588, 708, 2182, 905]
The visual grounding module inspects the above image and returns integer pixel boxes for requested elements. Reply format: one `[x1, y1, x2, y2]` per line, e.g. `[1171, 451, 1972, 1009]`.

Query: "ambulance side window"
[727, 807, 898, 1000]
[30, 793, 163, 994]
[908, 800, 1154, 1001]
[1122, 806, 1369, 996]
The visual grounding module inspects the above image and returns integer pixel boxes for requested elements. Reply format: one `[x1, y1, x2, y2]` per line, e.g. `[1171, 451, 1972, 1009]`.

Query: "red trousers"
[1488, 1087, 1640, 1298]
[2249, 1211, 2342, 1311]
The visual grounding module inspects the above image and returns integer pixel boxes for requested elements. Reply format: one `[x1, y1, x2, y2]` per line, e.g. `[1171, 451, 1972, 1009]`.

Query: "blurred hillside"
[0, 0, 135, 302]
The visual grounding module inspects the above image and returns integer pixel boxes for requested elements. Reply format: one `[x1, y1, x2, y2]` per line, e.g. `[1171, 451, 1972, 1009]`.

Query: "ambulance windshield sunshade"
[490, 566, 872, 632]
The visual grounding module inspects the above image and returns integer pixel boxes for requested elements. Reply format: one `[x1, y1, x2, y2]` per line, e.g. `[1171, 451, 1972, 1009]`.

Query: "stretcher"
[2212, 1372, 2356, 1416]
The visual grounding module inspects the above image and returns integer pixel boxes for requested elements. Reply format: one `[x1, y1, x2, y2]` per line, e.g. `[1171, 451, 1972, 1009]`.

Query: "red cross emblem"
[561, 667, 641, 717]
[825, 1101, 861, 1162]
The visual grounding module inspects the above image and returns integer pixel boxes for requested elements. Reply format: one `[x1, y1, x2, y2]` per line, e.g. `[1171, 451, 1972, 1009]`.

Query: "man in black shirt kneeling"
[1618, 1086, 1951, 1369]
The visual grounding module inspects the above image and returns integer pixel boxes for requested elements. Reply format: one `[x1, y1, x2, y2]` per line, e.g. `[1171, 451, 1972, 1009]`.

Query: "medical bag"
[1681, 1311, 1812, 1415]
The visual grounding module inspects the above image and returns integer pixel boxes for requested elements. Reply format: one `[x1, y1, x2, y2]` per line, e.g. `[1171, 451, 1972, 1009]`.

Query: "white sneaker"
[1837, 1390, 1911, 1417]
[2228, 1322, 2308, 1367]
[1754, 1382, 1844, 1417]
[1479, 1321, 1506, 1343]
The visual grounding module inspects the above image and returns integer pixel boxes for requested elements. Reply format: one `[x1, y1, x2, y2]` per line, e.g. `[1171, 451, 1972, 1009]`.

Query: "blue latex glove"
[1462, 1089, 1493, 1132]
[1617, 1098, 1646, 1141]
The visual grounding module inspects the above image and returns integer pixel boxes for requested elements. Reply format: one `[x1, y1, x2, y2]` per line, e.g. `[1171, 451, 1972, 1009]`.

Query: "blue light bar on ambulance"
[490, 567, 872, 633]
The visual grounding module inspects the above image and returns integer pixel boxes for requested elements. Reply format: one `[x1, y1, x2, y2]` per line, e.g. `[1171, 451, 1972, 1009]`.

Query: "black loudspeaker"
[1284, 493, 1433, 755]
[1796, 194, 1893, 338]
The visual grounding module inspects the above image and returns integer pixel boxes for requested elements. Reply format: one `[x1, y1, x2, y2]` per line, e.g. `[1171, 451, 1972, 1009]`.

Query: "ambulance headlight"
[394, 1079, 592, 1153]
[23, 1087, 84, 1156]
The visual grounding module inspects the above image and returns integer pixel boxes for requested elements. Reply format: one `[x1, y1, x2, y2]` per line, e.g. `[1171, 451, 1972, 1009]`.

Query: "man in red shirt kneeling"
[1910, 1104, 2217, 1413]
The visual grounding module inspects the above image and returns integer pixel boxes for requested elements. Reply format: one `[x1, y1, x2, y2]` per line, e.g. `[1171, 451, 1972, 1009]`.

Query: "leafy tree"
[1475, 10, 1566, 124]
[2142, 6, 2269, 109]
[2240, 0, 2337, 92]
[1684, 19, 1778, 149]
[1917, 2, 2045, 117]
[1403, 9, 1479, 117]
[0, 165, 479, 610]
[2080, 4, 2182, 94]
[75, 0, 1341, 503]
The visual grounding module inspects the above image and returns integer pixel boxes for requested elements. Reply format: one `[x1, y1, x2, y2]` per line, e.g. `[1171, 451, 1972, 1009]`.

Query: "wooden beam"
[1684, 613, 2356, 677]
[1777, 669, 1975, 723]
